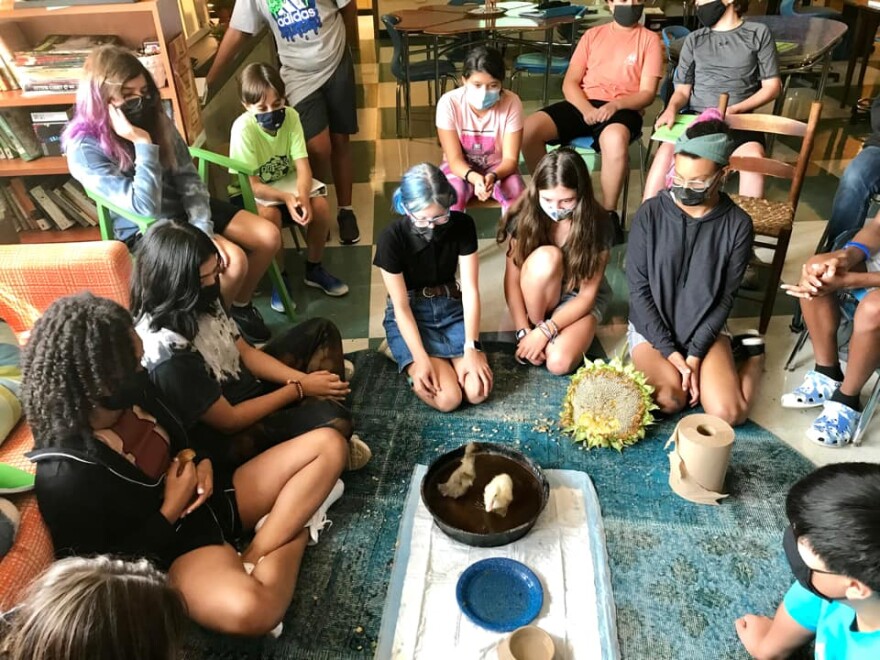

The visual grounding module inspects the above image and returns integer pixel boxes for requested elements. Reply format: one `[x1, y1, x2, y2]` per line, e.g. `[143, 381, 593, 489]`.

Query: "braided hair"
[20, 293, 138, 448]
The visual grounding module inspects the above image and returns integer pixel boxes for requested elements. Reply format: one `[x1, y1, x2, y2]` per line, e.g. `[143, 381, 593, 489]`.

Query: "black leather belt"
[409, 282, 462, 299]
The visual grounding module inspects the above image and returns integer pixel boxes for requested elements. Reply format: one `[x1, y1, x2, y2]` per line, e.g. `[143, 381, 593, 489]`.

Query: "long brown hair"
[497, 148, 609, 290]
[64, 45, 175, 170]
[0, 556, 187, 660]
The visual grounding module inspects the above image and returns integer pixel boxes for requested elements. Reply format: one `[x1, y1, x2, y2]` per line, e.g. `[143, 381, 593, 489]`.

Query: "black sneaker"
[337, 208, 361, 245]
[609, 210, 625, 246]
[229, 303, 271, 344]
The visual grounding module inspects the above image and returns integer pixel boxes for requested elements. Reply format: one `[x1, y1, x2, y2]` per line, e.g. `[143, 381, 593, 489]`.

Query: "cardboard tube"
[664, 414, 735, 506]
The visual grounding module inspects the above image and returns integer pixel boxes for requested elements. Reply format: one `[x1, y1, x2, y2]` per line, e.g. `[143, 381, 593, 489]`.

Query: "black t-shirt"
[373, 211, 478, 290]
[135, 304, 264, 429]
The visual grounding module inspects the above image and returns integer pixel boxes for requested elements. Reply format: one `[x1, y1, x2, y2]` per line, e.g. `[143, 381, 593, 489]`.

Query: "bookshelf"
[0, 0, 202, 242]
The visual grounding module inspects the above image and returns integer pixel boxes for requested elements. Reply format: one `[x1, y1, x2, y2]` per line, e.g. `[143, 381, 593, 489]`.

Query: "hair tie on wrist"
[845, 241, 872, 261]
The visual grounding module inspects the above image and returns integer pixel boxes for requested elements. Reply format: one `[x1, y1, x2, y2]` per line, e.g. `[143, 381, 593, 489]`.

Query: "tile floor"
[264, 15, 880, 467]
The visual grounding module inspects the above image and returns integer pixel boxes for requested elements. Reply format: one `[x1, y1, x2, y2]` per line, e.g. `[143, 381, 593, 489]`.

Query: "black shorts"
[169, 473, 243, 565]
[541, 99, 643, 149]
[294, 49, 359, 141]
[122, 198, 241, 253]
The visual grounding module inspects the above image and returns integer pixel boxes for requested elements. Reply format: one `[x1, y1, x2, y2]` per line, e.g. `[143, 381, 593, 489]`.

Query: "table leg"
[841, 7, 866, 108]
[403, 31, 412, 139]
[816, 50, 832, 101]
[854, 13, 880, 103]
[542, 27, 552, 107]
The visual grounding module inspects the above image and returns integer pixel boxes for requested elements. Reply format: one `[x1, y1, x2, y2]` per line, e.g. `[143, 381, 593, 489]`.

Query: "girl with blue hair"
[373, 163, 493, 412]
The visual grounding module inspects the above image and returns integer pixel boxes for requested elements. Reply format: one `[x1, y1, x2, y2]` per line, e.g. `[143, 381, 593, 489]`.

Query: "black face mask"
[696, 0, 728, 28]
[671, 185, 710, 207]
[783, 526, 840, 601]
[99, 369, 149, 410]
[255, 108, 286, 132]
[196, 281, 221, 313]
[613, 4, 644, 28]
[120, 92, 158, 130]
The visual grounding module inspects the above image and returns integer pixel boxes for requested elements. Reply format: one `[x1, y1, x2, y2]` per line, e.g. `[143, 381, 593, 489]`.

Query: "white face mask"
[539, 200, 574, 222]
[465, 85, 500, 111]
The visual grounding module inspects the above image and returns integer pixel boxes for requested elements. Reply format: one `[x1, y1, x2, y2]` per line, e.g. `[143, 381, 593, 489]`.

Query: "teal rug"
[182, 345, 814, 659]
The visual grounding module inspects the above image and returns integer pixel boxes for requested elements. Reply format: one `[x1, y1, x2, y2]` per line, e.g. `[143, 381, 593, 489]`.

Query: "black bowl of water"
[421, 443, 549, 547]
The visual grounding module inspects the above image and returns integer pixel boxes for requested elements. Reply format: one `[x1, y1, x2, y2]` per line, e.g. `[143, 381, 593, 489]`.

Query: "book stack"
[31, 108, 73, 156]
[1, 34, 120, 94]
[0, 176, 99, 233]
[0, 109, 43, 161]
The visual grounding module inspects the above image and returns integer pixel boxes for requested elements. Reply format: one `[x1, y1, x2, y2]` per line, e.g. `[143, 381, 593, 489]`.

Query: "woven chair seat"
[730, 194, 794, 238]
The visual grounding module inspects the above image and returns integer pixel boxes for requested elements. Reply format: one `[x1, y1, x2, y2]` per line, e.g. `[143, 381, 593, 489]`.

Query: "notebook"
[650, 114, 698, 144]
[254, 174, 327, 207]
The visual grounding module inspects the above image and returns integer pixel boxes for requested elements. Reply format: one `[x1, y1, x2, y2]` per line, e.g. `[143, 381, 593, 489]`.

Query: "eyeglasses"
[405, 208, 451, 228]
[670, 172, 720, 192]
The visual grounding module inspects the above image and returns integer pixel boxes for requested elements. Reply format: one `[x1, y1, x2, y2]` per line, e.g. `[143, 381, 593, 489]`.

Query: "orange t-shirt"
[568, 22, 664, 102]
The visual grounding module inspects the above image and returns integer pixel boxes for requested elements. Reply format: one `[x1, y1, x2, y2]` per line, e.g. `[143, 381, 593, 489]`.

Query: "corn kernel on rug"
[181, 344, 814, 660]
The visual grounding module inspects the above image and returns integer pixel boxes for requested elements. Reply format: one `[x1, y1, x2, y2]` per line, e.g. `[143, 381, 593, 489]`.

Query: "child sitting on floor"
[229, 62, 348, 311]
[626, 119, 764, 426]
[736, 462, 880, 659]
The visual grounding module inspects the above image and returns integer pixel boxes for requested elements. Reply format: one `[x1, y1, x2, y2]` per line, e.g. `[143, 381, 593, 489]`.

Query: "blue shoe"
[304, 265, 349, 297]
[780, 370, 840, 409]
[270, 273, 297, 314]
[806, 401, 860, 447]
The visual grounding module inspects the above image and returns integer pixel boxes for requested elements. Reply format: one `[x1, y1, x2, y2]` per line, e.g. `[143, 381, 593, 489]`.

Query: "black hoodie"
[27, 381, 234, 570]
[626, 190, 753, 359]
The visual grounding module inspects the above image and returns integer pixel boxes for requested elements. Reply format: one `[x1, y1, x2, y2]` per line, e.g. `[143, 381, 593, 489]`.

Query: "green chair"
[84, 147, 296, 322]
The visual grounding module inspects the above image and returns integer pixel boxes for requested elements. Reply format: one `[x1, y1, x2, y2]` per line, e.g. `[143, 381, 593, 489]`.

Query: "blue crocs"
[806, 401, 860, 448]
[781, 370, 841, 409]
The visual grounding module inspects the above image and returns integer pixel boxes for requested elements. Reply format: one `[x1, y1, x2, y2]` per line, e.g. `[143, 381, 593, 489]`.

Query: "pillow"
[0, 320, 22, 446]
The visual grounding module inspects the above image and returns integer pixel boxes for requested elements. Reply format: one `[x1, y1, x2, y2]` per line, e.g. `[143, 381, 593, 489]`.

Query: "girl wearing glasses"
[496, 148, 613, 375]
[64, 45, 279, 345]
[374, 163, 493, 411]
[627, 120, 764, 426]
[436, 45, 525, 213]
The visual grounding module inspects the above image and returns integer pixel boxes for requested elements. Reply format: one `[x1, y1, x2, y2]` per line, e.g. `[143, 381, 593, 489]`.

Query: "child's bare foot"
[736, 614, 773, 658]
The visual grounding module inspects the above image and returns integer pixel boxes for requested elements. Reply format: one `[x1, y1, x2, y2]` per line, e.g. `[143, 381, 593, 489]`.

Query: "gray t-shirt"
[230, 0, 350, 106]
[674, 21, 779, 113]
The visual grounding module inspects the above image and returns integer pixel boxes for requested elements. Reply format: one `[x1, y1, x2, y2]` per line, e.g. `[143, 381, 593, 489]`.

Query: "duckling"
[484, 473, 514, 517]
[438, 443, 477, 499]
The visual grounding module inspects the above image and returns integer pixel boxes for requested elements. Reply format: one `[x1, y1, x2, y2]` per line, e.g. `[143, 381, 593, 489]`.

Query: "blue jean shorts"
[383, 295, 466, 373]
[555, 277, 613, 324]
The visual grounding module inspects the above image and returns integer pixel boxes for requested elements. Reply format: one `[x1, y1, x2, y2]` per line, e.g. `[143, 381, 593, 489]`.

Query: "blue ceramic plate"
[455, 558, 544, 632]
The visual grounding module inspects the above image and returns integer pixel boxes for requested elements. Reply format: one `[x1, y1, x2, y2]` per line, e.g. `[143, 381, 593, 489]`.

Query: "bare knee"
[463, 379, 490, 405]
[430, 387, 463, 413]
[521, 245, 564, 281]
[655, 386, 686, 415]
[598, 124, 630, 156]
[545, 350, 578, 376]
[855, 294, 880, 329]
[254, 217, 282, 255]
[223, 242, 248, 280]
[221, 584, 281, 636]
[703, 400, 748, 427]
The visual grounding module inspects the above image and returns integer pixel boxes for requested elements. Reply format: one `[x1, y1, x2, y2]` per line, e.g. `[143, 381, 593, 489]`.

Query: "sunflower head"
[560, 357, 657, 451]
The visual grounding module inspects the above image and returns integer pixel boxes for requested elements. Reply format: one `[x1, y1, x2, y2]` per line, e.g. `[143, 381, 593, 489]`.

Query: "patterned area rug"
[182, 345, 814, 659]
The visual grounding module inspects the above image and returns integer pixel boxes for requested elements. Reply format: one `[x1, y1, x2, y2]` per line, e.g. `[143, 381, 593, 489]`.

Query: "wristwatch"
[464, 340, 483, 351]
[515, 328, 528, 343]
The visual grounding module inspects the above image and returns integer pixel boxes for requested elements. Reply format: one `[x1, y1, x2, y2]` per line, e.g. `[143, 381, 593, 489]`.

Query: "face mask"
[254, 108, 286, 132]
[99, 369, 148, 410]
[120, 93, 157, 129]
[696, 0, 728, 28]
[671, 185, 710, 207]
[613, 4, 644, 28]
[783, 526, 840, 601]
[539, 200, 574, 222]
[196, 281, 221, 313]
[466, 85, 501, 111]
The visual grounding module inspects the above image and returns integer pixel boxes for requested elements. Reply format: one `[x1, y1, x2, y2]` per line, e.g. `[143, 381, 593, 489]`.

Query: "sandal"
[806, 401, 860, 448]
[781, 370, 841, 409]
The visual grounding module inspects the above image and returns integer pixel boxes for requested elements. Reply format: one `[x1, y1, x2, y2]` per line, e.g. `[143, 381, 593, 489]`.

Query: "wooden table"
[669, 15, 848, 114]
[840, 0, 880, 108]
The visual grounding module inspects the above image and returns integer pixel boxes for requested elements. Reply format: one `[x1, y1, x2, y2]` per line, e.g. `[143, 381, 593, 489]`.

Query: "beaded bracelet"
[286, 379, 304, 401]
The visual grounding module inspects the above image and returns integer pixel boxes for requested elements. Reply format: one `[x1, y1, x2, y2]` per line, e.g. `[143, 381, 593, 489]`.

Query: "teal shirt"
[784, 582, 880, 660]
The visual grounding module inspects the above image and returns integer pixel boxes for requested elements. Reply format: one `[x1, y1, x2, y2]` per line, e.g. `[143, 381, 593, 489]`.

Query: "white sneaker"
[268, 621, 283, 638]
[307, 479, 344, 546]
[344, 359, 355, 381]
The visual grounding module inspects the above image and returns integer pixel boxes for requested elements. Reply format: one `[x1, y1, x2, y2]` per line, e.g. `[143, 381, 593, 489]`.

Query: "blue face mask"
[254, 108, 285, 132]
[466, 85, 501, 111]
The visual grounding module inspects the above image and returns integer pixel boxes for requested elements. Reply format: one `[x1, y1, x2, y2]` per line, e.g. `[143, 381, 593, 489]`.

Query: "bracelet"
[286, 379, 304, 401]
[537, 321, 558, 342]
[464, 168, 475, 184]
[844, 241, 872, 261]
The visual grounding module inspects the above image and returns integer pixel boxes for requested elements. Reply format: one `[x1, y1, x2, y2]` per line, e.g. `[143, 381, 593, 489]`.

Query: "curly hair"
[496, 148, 610, 290]
[0, 555, 187, 660]
[20, 293, 138, 448]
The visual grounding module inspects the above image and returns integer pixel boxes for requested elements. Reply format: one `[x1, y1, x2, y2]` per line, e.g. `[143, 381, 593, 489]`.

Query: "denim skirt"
[383, 295, 465, 372]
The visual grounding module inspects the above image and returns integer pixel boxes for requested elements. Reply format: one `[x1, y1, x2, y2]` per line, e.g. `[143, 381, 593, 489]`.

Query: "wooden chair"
[722, 99, 823, 333]
[84, 147, 296, 321]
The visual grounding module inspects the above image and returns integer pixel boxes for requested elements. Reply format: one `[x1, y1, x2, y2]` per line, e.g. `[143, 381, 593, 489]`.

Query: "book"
[46, 186, 90, 228]
[253, 175, 328, 207]
[30, 185, 74, 230]
[24, 34, 121, 57]
[650, 114, 699, 144]
[60, 182, 99, 226]
[30, 109, 74, 123]
[0, 24, 26, 90]
[31, 113, 71, 157]
[0, 110, 42, 161]
[8, 177, 47, 228]
[0, 185, 22, 234]
[2, 183, 35, 231]
[0, 131, 12, 159]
